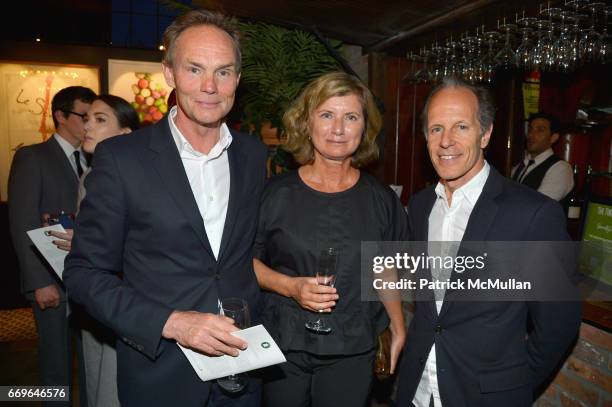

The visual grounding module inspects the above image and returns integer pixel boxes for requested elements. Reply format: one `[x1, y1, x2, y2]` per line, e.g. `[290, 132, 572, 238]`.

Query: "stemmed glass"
[516, 15, 538, 70]
[600, 6, 612, 64]
[217, 298, 250, 393]
[495, 21, 518, 71]
[442, 39, 459, 78]
[413, 49, 434, 84]
[305, 248, 339, 334]
[579, 2, 605, 63]
[430, 43, 445, 83]
[529, 20, 554, 72]
[460, 33, 478, 83]
[541, 5, 562, 71]
[479, 31, 500, 83]
[552, 11, 574, 71]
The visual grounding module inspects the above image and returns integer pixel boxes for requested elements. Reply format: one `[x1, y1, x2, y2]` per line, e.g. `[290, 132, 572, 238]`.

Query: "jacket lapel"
[47, 136, 79, 184]
[413, 188, 438, 317]
[217, 132, 246, 263]
[148, 120, 215, 258]
[438, 167, 503, 319]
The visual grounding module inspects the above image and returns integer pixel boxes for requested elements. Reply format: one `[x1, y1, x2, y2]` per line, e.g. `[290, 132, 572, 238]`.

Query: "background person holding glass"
[253, 71, 407, 407]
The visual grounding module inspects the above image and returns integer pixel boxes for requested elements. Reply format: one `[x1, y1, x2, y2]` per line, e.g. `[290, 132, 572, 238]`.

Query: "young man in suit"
[64, 10, 268, 407]
[396, 78, 581, 407]
[8, 85, 96, 403]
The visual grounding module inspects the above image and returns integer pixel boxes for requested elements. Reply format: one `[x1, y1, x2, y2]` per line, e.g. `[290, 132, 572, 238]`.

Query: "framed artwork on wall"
[0, 61, 100, 201]
[107, 59, 172, 125]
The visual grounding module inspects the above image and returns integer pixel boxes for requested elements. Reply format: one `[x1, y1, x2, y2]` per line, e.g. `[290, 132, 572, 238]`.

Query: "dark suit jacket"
[8, 136, 79, 300]
[64, 118, 267, 406]
[396, 167, 581, 407]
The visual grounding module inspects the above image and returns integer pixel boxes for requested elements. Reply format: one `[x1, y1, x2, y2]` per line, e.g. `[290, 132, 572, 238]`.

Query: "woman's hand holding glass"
[289, 276, 338, 313]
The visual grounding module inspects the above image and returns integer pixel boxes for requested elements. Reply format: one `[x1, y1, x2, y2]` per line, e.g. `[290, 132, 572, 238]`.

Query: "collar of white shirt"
[53, 133, 86, 171]
[434, 160, 490, 208]
[525, 148, 554, 166]
[167, 106, 233, 161]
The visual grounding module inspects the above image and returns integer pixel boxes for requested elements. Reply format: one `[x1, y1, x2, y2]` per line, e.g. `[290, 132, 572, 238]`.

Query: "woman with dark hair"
[254, 72, 407, 407]
[49, 94, 138, 407]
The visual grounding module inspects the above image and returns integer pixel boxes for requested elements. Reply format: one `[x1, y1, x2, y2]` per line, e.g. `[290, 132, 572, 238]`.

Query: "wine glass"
[413, 49, 434, 84]
[495, 21, 518, 71]
[516, 26, 534, 70]
[479, 31, 500, 83]
[305, 248, 339, 334]
[460, 33, 478, 83]
[599, 6, 612, 64]
[554, 11, 578, 72]
[430, 43, 445, 83]
[441, 39, 459, 78]
[529, 20, 554, 72]
[579, 2, 605, 63]
[216, 298, 250, 393]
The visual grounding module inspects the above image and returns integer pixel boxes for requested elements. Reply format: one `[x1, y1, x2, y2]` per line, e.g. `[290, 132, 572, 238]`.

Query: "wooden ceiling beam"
[366, 0, 500, 53]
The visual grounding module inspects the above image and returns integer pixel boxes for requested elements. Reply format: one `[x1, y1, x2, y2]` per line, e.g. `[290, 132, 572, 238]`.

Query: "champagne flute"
[216, 298, 250, 393]
[305, 248, 338, 334]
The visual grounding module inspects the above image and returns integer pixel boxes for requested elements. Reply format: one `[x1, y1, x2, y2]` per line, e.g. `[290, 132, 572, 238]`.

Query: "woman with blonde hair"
[254, 71, 407, 407]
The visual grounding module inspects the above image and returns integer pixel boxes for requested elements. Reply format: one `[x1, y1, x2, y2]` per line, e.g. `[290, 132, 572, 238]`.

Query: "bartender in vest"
[511, 112, 574, 202]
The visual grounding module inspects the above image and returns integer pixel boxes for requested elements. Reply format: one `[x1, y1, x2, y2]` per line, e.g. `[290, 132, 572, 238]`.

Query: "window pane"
[112, 13, 130, 47]
[131, 14, 157, 48]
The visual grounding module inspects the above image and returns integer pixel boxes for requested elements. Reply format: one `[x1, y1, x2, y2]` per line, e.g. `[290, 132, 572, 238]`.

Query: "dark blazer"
[64, 118, 267, 406]
[396, 167, 581, 407]
[8, 136, 79, 300]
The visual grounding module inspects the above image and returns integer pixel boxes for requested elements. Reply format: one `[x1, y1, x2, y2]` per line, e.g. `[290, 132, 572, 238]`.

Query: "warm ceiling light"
[158, 45, 165, 51]
[35, 38, 41, 42]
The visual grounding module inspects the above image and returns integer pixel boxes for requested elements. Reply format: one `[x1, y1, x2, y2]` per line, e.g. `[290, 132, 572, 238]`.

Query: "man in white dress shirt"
[511, 112, 573, 201]
[8, 85, 96, 404]
[396, 78, 581, 407]
[64, 10, 268, 407]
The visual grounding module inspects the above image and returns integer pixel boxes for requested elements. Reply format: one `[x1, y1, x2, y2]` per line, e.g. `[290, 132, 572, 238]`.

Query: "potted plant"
[237, 21, 342, 173]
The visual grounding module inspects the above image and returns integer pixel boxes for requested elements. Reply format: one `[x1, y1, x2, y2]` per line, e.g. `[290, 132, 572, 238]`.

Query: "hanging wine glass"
[461, 33, 478, 83]
[565, 0, 589, 66]
[403, 52, 420, 84]
[540, 4, 562, 71]
[495, 20, 518, 70]
[479, 31, 500, 83]
[516, 26, 534, 70]
[430, 43, 445, 83]
[442, 39, 459, 78]
[516, 15, 538, 70]
[570, 13, 588, 67]
[579, 2, 605, 63]
[473, 26, 487, 81]
[529, 20, 553, 72]
[413, 48, 434, 84]
[554, 10, 578, 72]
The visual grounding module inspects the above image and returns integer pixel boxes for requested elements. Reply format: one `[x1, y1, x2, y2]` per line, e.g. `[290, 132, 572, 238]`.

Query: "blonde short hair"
[283, 71, 381, 167]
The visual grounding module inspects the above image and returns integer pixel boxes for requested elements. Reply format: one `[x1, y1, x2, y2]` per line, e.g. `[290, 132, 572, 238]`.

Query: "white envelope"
[178, 324, 286, 381]
[26, 224, 68, 280]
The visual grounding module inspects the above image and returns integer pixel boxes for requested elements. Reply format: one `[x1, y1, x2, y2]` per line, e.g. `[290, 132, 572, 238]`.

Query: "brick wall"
[535, 323, 612, 407]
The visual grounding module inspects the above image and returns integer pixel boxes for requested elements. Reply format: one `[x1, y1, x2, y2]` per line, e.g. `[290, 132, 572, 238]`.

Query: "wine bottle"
[567, 164, 581, 220]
